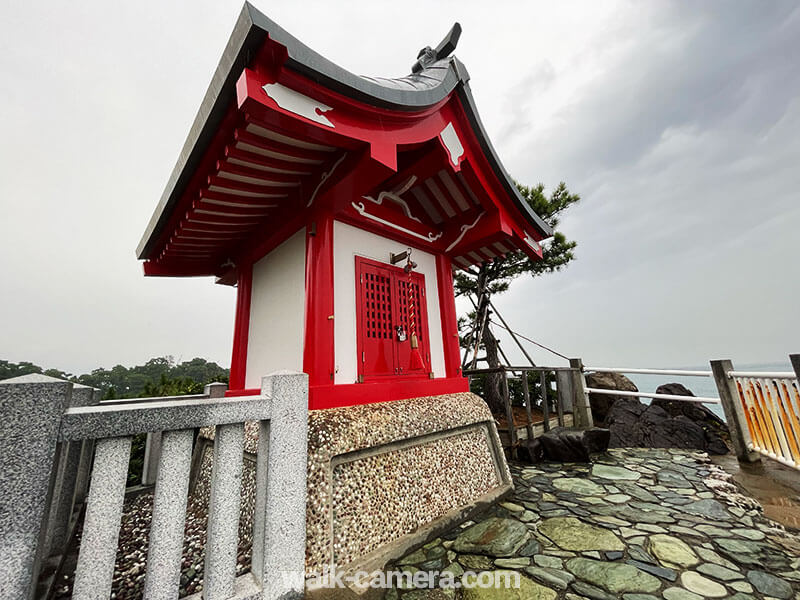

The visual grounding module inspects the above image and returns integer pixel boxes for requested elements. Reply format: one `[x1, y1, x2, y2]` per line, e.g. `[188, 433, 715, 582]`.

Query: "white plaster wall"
[245, 230, 306, 388]
[333, 220, 445, 384]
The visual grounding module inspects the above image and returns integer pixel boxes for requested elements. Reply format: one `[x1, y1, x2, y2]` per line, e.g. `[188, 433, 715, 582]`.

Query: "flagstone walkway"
[385, 448, 800, 600]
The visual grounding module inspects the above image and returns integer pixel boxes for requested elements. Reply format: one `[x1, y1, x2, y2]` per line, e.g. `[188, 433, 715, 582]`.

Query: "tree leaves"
[455, 181, 581, 299]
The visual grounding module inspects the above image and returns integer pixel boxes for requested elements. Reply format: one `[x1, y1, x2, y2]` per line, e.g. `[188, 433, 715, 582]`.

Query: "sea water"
[623, 361, 793, 422]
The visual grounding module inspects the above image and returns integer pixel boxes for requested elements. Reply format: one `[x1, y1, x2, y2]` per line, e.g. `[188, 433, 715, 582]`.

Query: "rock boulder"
[652, 383, 730, 454]
[584, 372, 638, 423]
[534, 427, 611, 462]
[604, 392, 729, 454]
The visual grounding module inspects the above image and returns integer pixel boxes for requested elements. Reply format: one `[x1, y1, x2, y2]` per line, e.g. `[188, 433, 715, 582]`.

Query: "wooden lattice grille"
[355, 257, 430, 380]
[364, 272, 393, 339]
[396, 279, 424, 343]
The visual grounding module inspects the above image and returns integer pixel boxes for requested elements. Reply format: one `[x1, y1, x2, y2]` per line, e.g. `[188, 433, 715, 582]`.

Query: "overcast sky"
[1, 1, 798, 375]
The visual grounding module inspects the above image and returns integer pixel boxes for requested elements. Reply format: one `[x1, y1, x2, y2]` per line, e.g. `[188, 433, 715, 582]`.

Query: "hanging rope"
[405, 250, 426, 371]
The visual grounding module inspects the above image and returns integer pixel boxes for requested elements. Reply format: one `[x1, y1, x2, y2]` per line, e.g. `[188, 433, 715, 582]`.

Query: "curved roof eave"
[455, 84, 554, 239]
[137, 2, 551, 260]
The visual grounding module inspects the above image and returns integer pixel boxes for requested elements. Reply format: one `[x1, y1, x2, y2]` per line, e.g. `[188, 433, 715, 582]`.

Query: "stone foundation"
[194, 391, 511, 575]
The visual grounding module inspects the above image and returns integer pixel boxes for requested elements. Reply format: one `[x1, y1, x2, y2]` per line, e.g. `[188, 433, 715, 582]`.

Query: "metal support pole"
[711, 359, 760, 463]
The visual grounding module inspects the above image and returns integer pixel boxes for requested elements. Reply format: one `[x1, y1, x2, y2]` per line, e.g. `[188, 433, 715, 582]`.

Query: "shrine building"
[137, 5, 551, 411]
[137, 3, 552, 575]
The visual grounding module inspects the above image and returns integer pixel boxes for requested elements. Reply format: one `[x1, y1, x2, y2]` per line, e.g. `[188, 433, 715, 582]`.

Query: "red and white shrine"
[138, 4, 554, 574]
[137, 11, 551, 412]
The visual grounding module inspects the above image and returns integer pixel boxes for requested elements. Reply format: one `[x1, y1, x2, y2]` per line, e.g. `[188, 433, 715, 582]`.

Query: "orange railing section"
[733, 374, 800, 470]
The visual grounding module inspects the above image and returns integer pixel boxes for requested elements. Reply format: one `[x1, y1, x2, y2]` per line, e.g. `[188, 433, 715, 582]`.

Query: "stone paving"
[383, 448, 800, 600]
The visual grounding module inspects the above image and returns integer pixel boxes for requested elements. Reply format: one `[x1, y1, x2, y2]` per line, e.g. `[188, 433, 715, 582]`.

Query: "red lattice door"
[356, 260, 397, 378]
[355, 257, 430, 381]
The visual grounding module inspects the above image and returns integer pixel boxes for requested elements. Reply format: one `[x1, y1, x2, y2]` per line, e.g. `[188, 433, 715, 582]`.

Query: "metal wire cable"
[487, 317, 571, 361]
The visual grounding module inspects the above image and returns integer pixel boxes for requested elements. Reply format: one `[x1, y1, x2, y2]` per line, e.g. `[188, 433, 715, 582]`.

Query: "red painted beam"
[302, 212, 335, 387]
[436, 253, 463, 379]
[229, 263, 253, 390]
[143, 260, 215, 277]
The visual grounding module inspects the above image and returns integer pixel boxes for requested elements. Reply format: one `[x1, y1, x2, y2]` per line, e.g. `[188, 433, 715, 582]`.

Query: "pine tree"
[456, 182, 580, 413]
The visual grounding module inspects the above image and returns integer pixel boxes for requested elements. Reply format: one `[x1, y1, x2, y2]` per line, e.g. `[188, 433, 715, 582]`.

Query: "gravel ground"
[54, 472, 254, 599]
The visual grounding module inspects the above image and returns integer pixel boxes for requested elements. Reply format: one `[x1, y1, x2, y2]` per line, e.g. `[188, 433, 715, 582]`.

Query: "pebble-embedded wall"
[196, 391, 511, 575]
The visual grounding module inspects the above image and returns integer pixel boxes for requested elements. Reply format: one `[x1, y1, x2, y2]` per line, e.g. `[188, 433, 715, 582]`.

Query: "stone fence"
[0, 372, 308, 600]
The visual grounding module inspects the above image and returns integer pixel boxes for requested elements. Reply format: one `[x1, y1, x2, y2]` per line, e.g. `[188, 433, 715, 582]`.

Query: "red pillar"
[436, 254, 462, 378]
[303, 213, 335, 388]
[229, 263, 253, 390]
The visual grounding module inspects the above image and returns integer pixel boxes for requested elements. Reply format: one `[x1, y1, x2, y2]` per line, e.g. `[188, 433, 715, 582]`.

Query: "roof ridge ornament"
[411, 23, 462, 74]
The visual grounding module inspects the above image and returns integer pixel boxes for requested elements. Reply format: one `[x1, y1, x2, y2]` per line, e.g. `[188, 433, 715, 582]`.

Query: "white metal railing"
[583, 387, 721, 404]
[0, 373, 308, 600]
[583, 365, 720, 404]
[586, 367, 712, 377]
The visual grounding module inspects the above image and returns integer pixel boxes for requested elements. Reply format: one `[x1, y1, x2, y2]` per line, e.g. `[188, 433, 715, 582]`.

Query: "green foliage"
[73, 356, 228, 398]
[454, 181, 580, 298]
[0, 360, 75, 381]
[0, 356, 229, 399]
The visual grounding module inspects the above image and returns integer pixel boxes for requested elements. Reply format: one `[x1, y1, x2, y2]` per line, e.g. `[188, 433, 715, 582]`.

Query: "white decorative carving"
[262, 82, 335, 128]
[362, 175, 421, 222]
[306, 153, 347, 207]
[439, 122, 464, 167]
[351, 202, 442, 243]
[524, 231, 542, 253]
[446, 211, 485, 252]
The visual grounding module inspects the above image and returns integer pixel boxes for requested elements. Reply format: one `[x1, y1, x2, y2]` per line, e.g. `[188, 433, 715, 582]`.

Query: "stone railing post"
[73, 388, 102, 505]
[710, 359, 760, 463]
[204, 382, 228, 398]
[143, 382, 228, 487]
[43, 383, 98, 562]
[0, 375, 72, 600]
[142, 431, 163, 486]
[251, 371, 308, 599]
[569, 358, 594, 429]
